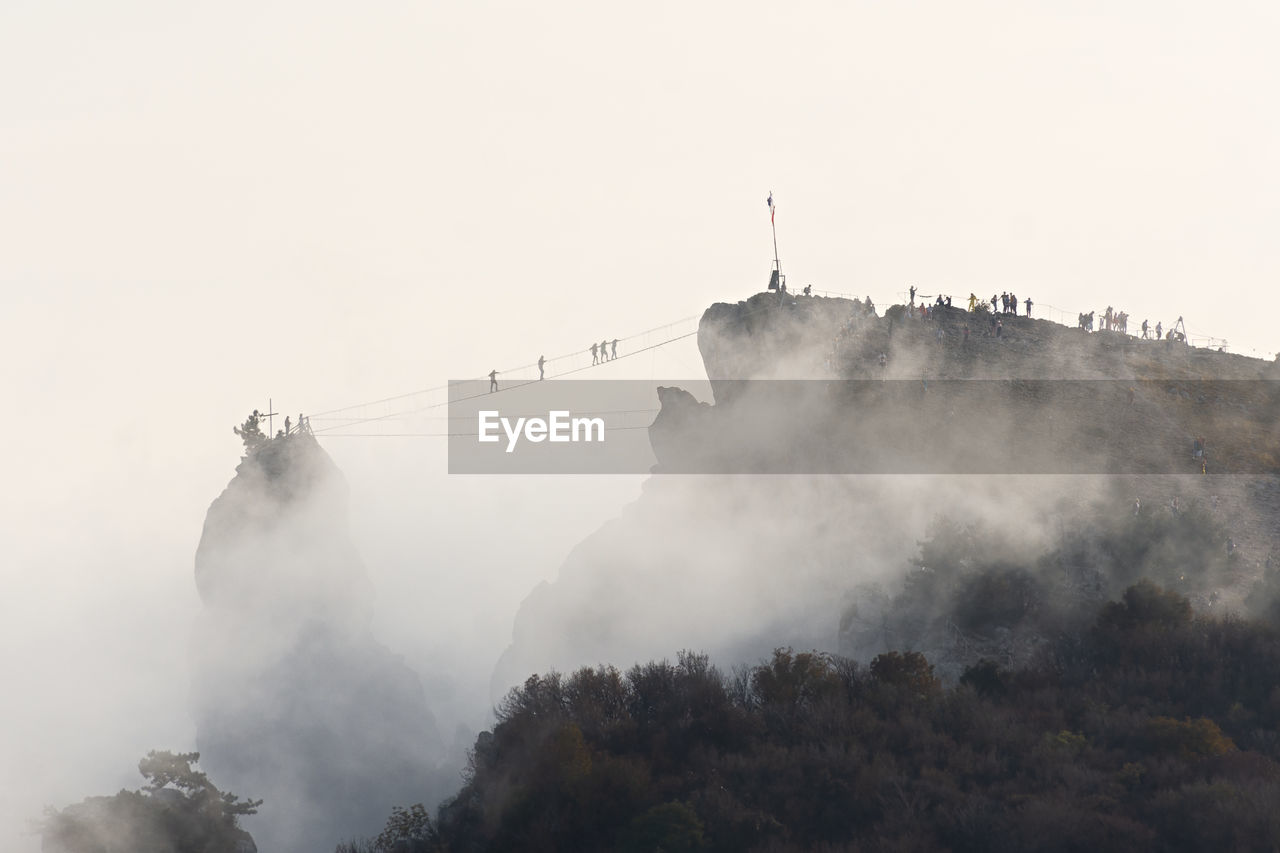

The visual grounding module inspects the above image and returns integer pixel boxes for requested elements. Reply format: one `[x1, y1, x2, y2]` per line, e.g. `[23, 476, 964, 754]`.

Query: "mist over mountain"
[190, 432, 449, 853]
[494, 293, 1280, 698]
[41, 291, 1280, 852]
[420, 295, 1280, 853]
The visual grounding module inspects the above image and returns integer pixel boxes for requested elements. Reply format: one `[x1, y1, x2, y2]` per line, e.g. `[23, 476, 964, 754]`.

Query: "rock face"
[493, 293, 1280, 697]
[191, 433, 442, 853]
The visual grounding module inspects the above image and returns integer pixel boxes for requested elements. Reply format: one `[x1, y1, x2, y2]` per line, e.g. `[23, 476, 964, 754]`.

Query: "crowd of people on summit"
[815, 277, 1203, 379]
[881, 283, 1187, 349]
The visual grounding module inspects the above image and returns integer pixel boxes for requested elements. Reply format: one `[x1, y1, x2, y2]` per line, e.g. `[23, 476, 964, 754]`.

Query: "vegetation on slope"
[42, 751, 259, 853]
[346, 503, 1280, 853]
[382, 606, 1280, 853]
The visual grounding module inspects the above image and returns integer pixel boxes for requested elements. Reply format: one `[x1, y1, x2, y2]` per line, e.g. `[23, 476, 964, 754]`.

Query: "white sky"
[1, 1, 1278, 848]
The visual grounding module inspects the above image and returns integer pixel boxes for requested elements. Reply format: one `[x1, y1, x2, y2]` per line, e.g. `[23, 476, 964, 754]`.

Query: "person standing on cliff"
[1155, 321, 1162, 340]
[991, 294, 999, 313]
[968, 293, 978, 312]
[909, 285, 916, 305]
[1010, 293, 1018, 315]
[1025, 297, 1033, 316]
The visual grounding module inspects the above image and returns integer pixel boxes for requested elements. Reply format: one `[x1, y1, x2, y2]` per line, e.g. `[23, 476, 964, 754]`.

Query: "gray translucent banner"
[448, 379, 1280, 475]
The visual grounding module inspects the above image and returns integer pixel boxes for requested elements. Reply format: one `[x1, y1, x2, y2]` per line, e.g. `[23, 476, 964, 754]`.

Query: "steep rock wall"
[192, 434, 444, 853]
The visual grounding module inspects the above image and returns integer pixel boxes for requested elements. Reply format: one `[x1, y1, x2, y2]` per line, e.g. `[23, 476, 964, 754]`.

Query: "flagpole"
[772, 217, 779, 271]
[770, 189, 780, 272]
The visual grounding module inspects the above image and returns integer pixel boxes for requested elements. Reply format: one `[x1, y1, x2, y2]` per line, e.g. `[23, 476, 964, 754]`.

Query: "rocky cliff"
[699, 292, 1279, 386]
[191, 433, 444, 853]
[493, 292, 1280, 695]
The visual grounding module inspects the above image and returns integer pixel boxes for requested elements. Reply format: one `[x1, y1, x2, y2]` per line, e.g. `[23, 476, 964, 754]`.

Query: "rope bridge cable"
[308, 289, 940, 437]
[483, 314, 702, 382]
[310, 330, 699, 435]
[308, 296, 801, 436]
[307, 314, 700, 420]
[306, 287, 1270, 440]
[319, 407, 663, 424]
[317, 425, 658, 438]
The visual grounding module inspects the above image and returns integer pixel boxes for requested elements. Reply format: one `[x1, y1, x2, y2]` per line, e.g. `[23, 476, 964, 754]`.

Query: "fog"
[3, 2, 1280, 850]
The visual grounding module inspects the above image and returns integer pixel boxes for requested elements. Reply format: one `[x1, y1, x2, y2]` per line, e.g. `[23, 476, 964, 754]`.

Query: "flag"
[767, 192, 775, 224]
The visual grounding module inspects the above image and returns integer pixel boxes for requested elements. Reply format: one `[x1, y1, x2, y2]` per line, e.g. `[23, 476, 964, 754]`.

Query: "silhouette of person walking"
[600, 340, 609, 361]
[538, 355, 546, 380]
[591, 342, 599, 365]
[489, 370, 498, 393]
[610, 339, 618, 359]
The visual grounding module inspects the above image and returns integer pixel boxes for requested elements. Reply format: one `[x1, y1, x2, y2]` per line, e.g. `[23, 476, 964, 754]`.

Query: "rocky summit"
[494, 294, 1280, 694]
[191, 433, 445, 853]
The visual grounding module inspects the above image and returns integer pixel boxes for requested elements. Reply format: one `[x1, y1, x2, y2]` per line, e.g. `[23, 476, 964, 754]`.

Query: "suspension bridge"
[286, 286, 1262, 441]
